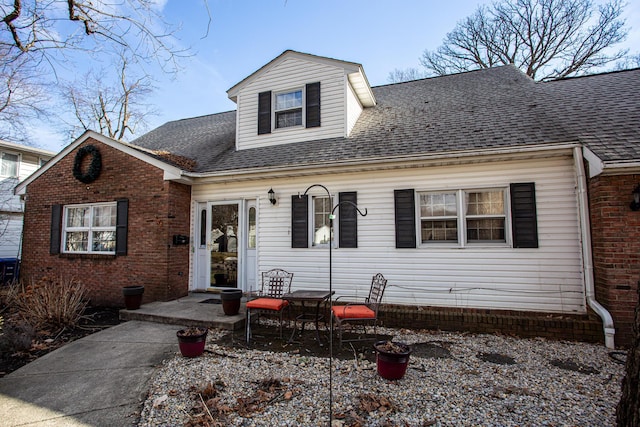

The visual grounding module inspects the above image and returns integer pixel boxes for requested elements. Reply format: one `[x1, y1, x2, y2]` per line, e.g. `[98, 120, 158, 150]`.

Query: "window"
[417, 189, 506, 246]
[395, 185, 537, 249]
[258, 82, 320, 134]
[248, 207, 256, 249]
[275, 89, 303, 128]
[1, 152, 18, 177]
[420, 192, 458, 242]
[63, 203, 117, 254]
[465, 190, 506, 243]
[313, 196, 332, 246]
[291, 191, 358, 249]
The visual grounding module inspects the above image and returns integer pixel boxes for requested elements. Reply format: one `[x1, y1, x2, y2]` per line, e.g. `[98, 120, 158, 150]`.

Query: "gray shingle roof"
[131, 65, 640, 174]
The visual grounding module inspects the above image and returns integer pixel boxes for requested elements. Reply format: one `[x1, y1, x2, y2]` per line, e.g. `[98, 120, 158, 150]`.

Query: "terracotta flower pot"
[122, 285, 144, 310]
[220, 288, 242, 315]
[374, 340, 412, 380]
[176, 327, 208, 358]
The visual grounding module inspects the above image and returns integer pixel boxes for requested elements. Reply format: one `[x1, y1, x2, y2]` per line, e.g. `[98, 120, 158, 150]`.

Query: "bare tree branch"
[59, 52, 157, 141]
[387, 67, 428, 83]
[419, 0, 629, 80]
[0, 0, 198, 142]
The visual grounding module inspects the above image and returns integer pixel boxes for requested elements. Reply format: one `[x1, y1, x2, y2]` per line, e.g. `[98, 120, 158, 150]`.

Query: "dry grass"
[11, 276, 88, 329]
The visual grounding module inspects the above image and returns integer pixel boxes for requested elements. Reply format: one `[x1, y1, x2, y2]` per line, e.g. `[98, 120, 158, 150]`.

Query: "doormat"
[199, 299, 222, 304]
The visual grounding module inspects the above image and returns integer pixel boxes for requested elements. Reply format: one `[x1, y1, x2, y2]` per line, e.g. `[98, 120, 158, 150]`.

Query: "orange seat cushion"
[332, 305, 375, 319]
[246, 298, 288, 311]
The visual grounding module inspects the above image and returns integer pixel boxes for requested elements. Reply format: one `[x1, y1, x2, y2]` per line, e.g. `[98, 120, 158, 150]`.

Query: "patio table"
[283, 290, 334, 346]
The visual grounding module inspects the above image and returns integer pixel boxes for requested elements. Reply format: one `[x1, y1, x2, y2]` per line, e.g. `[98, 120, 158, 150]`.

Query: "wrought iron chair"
[331, 273, 387, 345]
[245, 268, 294, 343]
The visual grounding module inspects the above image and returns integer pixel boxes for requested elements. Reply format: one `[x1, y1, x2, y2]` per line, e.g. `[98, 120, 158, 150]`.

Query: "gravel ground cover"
[139, 326, 625, 426]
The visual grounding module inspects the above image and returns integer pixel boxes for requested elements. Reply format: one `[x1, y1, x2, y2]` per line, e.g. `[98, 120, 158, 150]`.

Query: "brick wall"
[21, 138, 190, 306]
[589, 173, 640, 347]
[378, 305, 603, 344]
[309, 304, 603, 344]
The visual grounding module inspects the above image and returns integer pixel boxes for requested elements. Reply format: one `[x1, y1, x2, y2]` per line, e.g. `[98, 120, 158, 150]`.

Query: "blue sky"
[34, 0, 640, 151]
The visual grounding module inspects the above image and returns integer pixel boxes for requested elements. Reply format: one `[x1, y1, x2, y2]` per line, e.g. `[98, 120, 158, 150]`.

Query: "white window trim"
[417, 187, 511, 248]
[309, 194, 337, 248]
[273, 87, 305, 131]
[62, 202, 117, 254]
[0, 151, 20, 178]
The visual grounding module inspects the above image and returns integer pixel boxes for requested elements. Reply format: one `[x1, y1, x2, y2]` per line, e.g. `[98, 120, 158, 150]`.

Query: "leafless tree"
[615, 53, 640, 70]
[387, 67, 428, 84]
[0, 52, 47, 142]
[420, 0, 628, 81]
[60, 53, 157, 141]
[1, 0, 194, 142]
[1, 0, 185, 68]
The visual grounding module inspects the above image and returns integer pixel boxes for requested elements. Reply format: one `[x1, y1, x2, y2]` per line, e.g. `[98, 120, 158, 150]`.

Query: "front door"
[209, 203, 239, 288]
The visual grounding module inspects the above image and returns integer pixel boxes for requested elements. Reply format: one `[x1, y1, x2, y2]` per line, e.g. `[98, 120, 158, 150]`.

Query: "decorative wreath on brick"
[73, 145, 102, 183]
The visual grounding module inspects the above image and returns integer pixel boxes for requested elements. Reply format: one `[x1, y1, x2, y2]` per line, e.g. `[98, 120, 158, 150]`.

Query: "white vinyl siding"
[0, 146, 53, 258]
[345, 80, 363, 136]
[0, 213, 23, 258]
[190, 153, 586, 315]
[235, 57, 349, 150]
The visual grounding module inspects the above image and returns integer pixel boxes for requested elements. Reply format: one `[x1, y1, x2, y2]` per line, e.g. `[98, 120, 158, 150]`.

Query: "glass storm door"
[209, 203, 239, 288]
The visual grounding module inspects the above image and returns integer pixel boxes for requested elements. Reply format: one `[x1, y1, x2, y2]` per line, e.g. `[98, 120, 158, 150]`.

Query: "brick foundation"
[304, 304, 604, 344]
[378, 305, 603, 344]
[20, 138, 190, 307]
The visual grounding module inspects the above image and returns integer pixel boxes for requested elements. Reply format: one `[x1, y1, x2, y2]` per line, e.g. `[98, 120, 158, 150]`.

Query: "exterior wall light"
[631, 185, 640, 211]
[268, 188, 277, 205]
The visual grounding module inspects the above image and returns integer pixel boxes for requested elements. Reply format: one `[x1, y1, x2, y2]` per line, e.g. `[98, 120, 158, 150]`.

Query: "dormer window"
[275, 89, 303, 128]
[258, 82, 320, 135]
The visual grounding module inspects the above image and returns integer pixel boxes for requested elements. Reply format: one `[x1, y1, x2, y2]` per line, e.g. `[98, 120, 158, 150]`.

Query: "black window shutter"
[305, 82, 320, 128]
[116, 199, 129, 255]
[339, 192, 358, 248]
[510, 183, 538, 248]
[394, 189, 416, 248]
[291, 195, 308, 248]
[50, 204, 62, 255]
[258, 91, 272, 135]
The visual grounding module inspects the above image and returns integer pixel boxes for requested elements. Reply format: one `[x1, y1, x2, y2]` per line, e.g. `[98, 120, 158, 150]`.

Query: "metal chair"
[245, 268, 294, 343]
[331, 273, 387, 345]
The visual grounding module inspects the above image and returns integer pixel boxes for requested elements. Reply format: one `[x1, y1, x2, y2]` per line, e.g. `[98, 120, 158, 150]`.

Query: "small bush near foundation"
[12, 277, 88, 329]
[0, 321, 35, 353]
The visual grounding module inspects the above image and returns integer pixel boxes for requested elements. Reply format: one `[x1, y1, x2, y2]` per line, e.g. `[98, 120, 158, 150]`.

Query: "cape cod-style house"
[15, 51, 640, 348]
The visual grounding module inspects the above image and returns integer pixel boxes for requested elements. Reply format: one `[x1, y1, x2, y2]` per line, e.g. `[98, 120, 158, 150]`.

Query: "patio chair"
[331, 273, 387, 346]
[245, 268, 294, 343]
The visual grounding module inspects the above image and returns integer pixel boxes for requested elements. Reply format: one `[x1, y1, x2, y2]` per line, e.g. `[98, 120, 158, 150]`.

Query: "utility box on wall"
[173, 235, 189, 245]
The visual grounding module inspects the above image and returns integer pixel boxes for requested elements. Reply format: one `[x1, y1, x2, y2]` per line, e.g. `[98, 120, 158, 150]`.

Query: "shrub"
[13, 276, 88, 329]
[0, 321, 35, 352]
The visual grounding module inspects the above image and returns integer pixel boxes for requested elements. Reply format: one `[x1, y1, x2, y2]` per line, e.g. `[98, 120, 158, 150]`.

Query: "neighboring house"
[15, 51, 640, 347]
[0, 140, 55, 260]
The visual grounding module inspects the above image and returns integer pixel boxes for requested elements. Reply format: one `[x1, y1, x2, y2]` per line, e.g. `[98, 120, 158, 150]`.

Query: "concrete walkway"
[0, 292, 246, 426]
[0, 321, 179, 426]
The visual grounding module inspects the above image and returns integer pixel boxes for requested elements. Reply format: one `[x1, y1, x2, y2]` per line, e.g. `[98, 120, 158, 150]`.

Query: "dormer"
[227, 51, 376, 151]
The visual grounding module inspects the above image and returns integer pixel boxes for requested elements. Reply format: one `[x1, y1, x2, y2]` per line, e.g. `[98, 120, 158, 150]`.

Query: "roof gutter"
[181, 142, 581, 183]
[574, 146, 615, 348]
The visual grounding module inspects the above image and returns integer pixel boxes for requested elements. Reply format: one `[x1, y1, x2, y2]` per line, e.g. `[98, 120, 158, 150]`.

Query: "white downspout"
[574, 147, 615, 348]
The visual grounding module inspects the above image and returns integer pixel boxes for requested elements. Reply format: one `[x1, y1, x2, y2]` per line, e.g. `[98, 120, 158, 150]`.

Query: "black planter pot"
[220, 288, 242, 315]
[122, 285, 144, 310]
